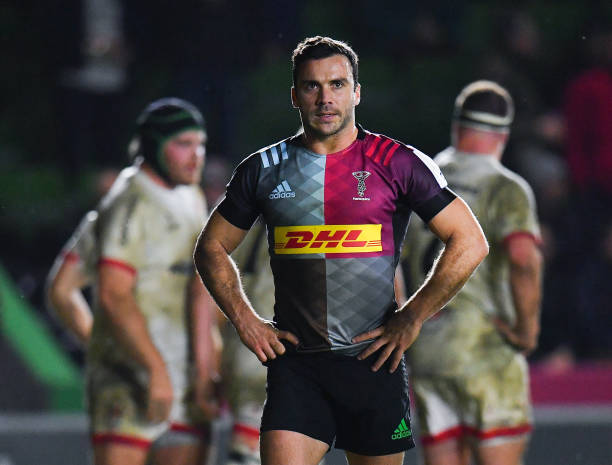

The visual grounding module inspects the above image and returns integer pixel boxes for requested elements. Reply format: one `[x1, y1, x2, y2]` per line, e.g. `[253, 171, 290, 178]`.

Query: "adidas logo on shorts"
[269, 180, 295, 199]
[391, 418, 412, 440]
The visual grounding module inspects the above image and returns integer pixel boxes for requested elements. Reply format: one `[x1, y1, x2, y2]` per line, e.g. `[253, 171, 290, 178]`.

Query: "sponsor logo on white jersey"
[269, 180, 296, 199]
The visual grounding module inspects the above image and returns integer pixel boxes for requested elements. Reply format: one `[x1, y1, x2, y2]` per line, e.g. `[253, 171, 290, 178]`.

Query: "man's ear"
[291, 86, 299, 109]
[354, 83, 361, 106]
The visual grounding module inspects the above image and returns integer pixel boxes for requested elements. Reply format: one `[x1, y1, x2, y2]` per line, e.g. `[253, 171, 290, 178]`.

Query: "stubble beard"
[169, 168, 200, 186]
[304, 110, 353, 141]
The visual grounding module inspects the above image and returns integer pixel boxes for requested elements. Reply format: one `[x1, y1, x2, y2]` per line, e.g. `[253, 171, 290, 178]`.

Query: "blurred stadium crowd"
[1, 0, 612, 402]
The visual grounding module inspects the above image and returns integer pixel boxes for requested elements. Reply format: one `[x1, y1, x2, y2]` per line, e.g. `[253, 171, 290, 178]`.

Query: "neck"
[141, 163, 174, 189]
[301, 123, 358, 155]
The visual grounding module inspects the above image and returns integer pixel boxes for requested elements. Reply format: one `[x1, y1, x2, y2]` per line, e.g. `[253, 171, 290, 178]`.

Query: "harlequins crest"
[352, 171, 371, 198]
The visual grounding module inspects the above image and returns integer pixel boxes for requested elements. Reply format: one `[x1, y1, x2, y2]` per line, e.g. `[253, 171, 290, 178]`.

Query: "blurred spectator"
[348, 2, 465, 61]
[563, 20, 612, 253]
[533, 223, 577, 363]
[124, 0, 300, 160]
[56, 0, 131, 179]
[574, 220, 612, 359]
[479, 8, 566, 176]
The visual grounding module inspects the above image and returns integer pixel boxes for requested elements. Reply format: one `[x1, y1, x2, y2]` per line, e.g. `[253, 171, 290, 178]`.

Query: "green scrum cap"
[133, 97, 205, 180]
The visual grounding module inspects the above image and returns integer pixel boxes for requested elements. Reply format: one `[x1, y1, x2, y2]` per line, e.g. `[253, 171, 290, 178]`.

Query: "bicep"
[47, 259, 89, 309]
[53, 260, 89, 292]
[198, 210, 250, 255]
[505, 234, 542, 270]
[98, 263, 136, 303]
[426, 197, 484, 244]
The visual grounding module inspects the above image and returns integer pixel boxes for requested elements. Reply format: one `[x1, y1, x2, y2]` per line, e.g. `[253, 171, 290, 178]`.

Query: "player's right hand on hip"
[147, 366, 174, 423]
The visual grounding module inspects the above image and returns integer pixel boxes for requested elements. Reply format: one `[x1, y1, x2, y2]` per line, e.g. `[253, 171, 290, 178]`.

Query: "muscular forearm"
[194, 236, 260, 334]
[509, 256, 542, 343]
[498, 236, 544, 353]
[193, 212, 298, 363]
[100, 292, 166, 374]
[402, 230, 487, 323]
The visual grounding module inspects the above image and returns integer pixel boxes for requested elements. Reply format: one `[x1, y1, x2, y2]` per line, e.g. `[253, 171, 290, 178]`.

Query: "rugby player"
[47, 98, 221, 465]
[194, 37, 488, 465]
[402, 81, 542, 465]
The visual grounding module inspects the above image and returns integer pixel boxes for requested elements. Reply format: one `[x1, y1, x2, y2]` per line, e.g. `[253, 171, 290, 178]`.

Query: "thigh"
[261, 430, 328, 465]
[88, 363, 168, 447]
[149, 387, 212, 464]
[462, 355, 533, 442]
[93, 442, 149, 465]
[331, 354, 414, 456]
[345, 450, 404, 465]
[228, 402, 264, 464]
[475, 437, 528, 465]
[421, 437, 472, 465]
[411, 376, 463, 446]
[150, 443, 206, 465]
[261, 355, 336, 448]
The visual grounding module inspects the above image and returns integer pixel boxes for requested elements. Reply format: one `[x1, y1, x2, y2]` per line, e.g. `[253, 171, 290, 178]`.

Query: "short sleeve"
[48, 211, 99, 286]
[396, 146, 455, 223]
[488, 178, 540, 245]
[216, 156, 261, 230]
[70, 211, 99, 279]
[97, 194, 144, 274]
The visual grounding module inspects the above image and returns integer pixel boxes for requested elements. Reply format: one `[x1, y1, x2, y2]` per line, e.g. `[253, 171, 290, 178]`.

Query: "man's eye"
[332, 81, 343, 88]
[306, 82, 318, 90]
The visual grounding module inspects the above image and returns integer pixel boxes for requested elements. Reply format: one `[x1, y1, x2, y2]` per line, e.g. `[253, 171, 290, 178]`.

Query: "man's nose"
[317, 86, 332, 105]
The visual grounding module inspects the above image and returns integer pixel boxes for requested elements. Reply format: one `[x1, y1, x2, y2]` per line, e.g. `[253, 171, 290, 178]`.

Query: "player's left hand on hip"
[353, 311, 422, 373]
[493, 317, 538, 355]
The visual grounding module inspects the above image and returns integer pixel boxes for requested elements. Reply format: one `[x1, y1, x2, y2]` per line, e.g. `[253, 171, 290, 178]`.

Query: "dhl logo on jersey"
[274, 224, 382, 254]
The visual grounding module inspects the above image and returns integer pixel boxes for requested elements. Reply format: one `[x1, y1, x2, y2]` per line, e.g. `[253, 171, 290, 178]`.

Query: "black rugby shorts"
[260, 350, 415, 456]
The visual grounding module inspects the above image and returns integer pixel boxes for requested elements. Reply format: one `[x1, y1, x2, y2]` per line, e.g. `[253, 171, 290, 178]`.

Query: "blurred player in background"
[402, 81, 542, 465]
[46, 97, 222, 465]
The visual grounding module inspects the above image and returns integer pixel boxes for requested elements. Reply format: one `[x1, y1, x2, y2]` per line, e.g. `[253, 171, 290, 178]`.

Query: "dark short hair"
[453, 80, 514, 131]
[291, 36, 359, 89]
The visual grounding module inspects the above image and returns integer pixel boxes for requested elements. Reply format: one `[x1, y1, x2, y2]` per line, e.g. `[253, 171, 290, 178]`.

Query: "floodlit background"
[1, 1, 611, 464]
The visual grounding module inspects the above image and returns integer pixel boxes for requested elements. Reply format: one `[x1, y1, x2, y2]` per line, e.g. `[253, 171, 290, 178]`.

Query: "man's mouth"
[316, 112, 338, 121]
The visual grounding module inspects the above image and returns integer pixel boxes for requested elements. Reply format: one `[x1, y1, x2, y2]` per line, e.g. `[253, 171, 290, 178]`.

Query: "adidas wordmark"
[269, 180, 295, 199]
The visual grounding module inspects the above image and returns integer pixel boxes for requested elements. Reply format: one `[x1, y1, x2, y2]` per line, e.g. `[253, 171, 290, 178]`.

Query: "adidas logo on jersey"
[269, 181, 295, 199]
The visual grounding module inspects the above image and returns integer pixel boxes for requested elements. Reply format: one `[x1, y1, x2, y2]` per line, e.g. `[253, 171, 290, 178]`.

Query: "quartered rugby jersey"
[218, 125, 455, 355]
